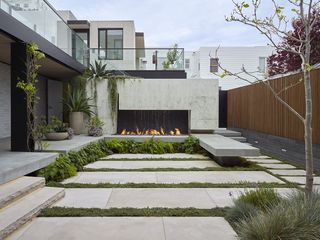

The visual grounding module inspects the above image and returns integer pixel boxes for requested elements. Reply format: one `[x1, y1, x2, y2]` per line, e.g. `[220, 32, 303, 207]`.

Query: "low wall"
[91, 78, 219, 134]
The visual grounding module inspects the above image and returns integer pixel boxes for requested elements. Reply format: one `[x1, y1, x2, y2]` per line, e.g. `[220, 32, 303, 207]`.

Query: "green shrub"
[121, 140, 140, 153]
[38, 154, 77, 182]
[181, 136, 202, 154]
[101, 139, 123, 153]
[138, 139, 174, 154]
[226, 189, 281, 225]
[237, 191, 320, 240]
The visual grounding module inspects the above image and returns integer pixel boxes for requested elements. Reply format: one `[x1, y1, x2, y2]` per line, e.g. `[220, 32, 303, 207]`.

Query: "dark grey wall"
[231, 128, 320, 170]
[48, 80, 63, 120]
[0, 62, 11, 139]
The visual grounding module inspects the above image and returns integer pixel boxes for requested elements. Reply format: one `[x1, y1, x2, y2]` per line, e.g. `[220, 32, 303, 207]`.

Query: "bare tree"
[220, 0, 320, 197]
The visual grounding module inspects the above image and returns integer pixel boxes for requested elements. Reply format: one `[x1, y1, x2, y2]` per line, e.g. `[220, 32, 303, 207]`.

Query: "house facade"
[0, 2, 219, 151]
[185, 46, 274, 90]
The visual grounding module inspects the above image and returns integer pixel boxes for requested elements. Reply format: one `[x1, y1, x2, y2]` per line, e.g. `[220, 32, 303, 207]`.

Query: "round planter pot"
[88, 127, 103, 137]
[45, 132, 69, 141]
[70, 112, 84, 135]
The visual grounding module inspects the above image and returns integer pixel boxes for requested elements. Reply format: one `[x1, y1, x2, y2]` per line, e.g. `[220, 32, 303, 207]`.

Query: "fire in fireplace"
[117, 110, 189, 135]
[120, 128, 181, 135]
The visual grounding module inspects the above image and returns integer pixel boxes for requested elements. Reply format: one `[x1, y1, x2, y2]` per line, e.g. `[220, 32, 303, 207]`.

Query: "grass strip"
[47, 182, 293, 189]
[40, 207, 228, 217]
[83, 167, 264, 172]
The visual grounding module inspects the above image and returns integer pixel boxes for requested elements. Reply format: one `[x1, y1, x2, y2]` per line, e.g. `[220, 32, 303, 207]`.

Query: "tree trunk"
[304, 69, 314, 197]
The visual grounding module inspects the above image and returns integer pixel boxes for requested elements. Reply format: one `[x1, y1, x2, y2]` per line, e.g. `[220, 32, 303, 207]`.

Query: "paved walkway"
[9, 217, 237, 240]
[102, 153, 210, 160]
[14, 153, 301, 239]
[85, 160, 220, 169]
[55, 188, 294, 209]
[63, 171, 284, 184]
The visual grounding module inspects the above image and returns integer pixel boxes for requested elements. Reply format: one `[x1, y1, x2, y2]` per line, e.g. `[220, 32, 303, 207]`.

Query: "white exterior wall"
[92, 79, 219, 134]
[0, 63, 11, 139]
[89, 21, 136, 70]
[186, 46, 274, 90]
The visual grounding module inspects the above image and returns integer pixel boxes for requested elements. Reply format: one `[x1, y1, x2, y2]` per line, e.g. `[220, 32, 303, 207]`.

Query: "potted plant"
[87, 116, 104, 137]
[45, 116, 70, 141]
[63, 89, 95, 135]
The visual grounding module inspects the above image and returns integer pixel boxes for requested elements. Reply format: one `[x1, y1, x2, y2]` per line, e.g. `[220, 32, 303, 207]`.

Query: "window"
[259, 57, 267, 73]
[185, 59, 190, 69]
[210, 58, 219, 73]
[98, 29, 123, 60]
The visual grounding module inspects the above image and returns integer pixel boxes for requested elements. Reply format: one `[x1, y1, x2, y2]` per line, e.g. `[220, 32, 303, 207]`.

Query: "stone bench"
[193, 134, 260, 158]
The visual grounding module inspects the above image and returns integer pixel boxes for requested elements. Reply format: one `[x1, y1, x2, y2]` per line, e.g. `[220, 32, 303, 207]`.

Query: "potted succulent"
[45, 116, 70, 141]
[87, 116, 104, 137]
[63, 89, 95, 135]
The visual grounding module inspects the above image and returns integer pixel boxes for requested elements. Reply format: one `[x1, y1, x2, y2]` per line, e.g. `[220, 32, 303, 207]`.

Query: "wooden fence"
[227, 68, 320, 144]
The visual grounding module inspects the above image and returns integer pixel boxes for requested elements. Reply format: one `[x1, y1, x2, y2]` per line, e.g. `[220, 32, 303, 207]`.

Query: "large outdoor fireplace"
[117, 110, 190, 135]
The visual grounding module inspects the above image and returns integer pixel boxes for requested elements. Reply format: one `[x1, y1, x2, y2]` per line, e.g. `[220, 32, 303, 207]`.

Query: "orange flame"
[120, 127, 181, 136]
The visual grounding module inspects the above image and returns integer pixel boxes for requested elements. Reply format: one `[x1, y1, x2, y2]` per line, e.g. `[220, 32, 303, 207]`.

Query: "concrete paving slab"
[247, 159, 282, 164]
[43, 135, 105, 153]
[193, 134, 260, 157]
[269, 169, 307, 176]
[54, 189, 112, 208]
[0, 151, 57, 185]
[102, 153, 210, 160]
[258, 163, 296, 169]
[282, 176, 320, 185]
[49, 188, 296, 209]
[9, 217, 166, 240]
[63, 171, 284, 184]
[163, 217, 237, 240]
[63, 172, 158, 184]
[106, 188, 216, 208]
[204, 171, 284, 184]
[85, 161, 125, 169]
[85, 160, 220, 169]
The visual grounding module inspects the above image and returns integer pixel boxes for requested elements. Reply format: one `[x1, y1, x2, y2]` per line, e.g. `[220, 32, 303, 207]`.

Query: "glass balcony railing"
[89, 48, 184, 71]
[0, 0, 88, 65]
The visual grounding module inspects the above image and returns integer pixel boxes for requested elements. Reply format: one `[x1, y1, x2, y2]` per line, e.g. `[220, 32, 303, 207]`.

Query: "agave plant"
[87, 60, 111, 81]
[63, 89, 95, 117]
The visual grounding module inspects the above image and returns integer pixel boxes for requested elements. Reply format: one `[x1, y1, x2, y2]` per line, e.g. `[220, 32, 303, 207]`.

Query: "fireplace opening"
[117, 110, 190, 135]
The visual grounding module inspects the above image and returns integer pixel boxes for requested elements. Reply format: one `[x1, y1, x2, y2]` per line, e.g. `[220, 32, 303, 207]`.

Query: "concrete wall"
[0, 62, 11, 139]
[185, 46, 274, 90]
[91, 78, 219, 134]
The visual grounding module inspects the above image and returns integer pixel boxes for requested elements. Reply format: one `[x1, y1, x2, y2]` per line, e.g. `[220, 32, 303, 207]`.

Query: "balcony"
[89, 48, 184, 71]
[0, 0, 88, 65]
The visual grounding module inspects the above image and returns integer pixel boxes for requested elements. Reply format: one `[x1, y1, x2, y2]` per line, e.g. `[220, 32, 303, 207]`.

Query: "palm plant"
[63, 89, 95, 117]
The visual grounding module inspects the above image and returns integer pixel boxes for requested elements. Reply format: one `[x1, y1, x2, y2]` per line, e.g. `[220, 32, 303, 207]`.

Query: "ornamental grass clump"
[237, 191, 320, 240]
[226, 188, 281, 225]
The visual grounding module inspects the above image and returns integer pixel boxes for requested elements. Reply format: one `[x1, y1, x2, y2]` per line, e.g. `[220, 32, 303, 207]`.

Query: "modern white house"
[185, 46, 274, 90]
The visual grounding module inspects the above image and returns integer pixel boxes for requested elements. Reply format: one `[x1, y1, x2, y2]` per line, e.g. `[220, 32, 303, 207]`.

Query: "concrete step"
[230, 136, 247, 143]
[214, 129, 242, 137]
[0, 187, 65, 239]
[0, 177, 45, 209]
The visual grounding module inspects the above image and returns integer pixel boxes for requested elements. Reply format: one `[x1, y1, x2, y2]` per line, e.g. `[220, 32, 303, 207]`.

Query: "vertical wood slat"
[227, 68, 320, 144]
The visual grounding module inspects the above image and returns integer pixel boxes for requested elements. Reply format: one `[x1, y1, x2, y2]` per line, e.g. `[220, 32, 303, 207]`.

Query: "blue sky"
[49, 0, 294, 50]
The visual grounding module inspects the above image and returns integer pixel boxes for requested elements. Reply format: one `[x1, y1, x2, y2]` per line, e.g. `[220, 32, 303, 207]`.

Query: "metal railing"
[89, 48, 184, 71]
[0, 0, 88, 65]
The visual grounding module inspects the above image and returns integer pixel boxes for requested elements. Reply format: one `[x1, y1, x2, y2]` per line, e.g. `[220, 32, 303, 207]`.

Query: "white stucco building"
[185, 46, 274, 90]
